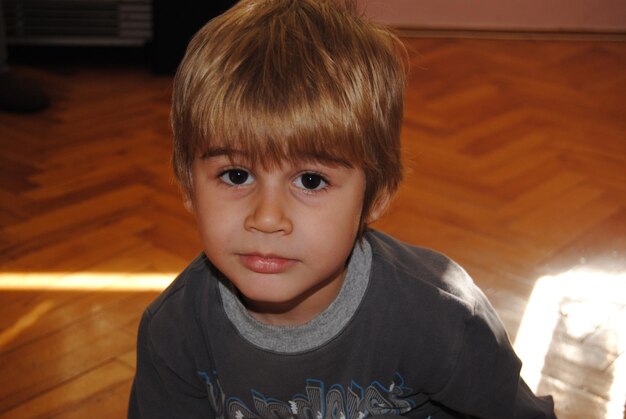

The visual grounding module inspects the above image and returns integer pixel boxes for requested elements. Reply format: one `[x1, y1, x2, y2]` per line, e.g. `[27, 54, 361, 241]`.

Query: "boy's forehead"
[197, 144, 354, 168]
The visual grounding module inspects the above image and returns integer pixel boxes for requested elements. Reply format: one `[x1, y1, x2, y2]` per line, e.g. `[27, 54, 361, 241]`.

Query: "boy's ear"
[183, 196, 195, 213]
[365, 192, 393, 224]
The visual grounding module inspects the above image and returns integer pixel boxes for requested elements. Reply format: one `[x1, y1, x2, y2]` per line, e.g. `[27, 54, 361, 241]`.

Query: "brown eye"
[295, 173, 327, 190]
[220, 169, 253, 186]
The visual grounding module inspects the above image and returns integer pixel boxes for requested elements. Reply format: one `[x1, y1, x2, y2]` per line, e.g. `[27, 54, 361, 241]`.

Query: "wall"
[361, 0, 626, 32]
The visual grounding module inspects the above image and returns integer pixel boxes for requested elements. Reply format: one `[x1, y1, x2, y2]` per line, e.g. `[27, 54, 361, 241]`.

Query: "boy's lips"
[238, 253, 297, 274]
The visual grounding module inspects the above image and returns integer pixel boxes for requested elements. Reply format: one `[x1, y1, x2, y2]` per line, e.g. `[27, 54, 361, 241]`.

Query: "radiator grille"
[4, 0, 152, 46]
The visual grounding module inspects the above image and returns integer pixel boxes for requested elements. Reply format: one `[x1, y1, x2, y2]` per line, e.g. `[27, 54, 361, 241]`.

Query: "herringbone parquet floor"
[0, 37, 625, 418]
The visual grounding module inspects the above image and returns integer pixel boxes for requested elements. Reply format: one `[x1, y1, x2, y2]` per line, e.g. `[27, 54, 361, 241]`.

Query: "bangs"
[175, 0, 391, 173]
[190, 86, 372, 170]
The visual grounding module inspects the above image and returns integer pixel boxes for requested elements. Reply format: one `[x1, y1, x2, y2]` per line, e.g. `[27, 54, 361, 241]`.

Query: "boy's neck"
[241, 265, 348, 326]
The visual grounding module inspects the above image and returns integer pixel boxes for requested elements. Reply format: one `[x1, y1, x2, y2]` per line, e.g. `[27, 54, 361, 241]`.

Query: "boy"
[129, 0, 556, 418]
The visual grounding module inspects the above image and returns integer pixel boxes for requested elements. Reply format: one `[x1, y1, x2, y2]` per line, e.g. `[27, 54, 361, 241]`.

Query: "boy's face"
[190, 150, 366, 325]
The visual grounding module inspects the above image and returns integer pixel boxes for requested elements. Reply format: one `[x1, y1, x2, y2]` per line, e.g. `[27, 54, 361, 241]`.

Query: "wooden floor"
[0, 37, 625, 418]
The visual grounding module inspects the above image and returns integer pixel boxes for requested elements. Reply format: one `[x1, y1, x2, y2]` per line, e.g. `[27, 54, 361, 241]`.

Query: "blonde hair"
[172, 0, 407, 234]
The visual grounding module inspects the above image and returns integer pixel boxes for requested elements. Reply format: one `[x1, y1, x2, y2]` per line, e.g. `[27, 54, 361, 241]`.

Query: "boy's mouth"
[238, 253, 297, 274]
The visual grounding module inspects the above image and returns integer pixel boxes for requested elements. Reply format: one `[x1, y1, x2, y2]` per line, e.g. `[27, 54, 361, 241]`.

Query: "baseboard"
[393, 28, 626, 42]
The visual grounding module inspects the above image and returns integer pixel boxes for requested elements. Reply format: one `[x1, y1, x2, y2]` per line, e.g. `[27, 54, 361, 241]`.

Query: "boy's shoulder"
[135, 254, 216, 388]
[365, 228, 514, 357]
[365, 229, 493, 322]
[143, 253, 213, 330]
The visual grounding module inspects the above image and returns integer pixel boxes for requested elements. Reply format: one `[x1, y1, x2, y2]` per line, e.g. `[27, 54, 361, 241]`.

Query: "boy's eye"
[219, 169, 254, 186]
[294, 173, 328, 191]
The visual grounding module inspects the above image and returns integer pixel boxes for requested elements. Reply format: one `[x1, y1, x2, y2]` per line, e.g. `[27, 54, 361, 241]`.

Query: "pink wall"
[361, 0, 626, 32]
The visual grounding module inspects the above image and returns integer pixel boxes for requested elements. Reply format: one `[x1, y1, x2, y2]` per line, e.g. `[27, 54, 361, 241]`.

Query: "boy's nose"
[244, 187, 293, 235]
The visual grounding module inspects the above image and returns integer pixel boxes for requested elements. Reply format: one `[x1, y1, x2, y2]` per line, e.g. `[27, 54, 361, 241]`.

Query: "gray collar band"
[218, 239, 372, 353]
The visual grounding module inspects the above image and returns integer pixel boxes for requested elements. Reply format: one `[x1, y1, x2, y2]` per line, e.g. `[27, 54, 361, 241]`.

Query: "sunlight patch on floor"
[514, 268, 626, 418]
[0, 272, 177, 291]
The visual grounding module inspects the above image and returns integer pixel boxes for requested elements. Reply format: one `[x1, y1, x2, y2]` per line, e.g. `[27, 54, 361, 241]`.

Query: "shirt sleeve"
[128, 310, 214, 419]
[431, 299, 556, 419]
